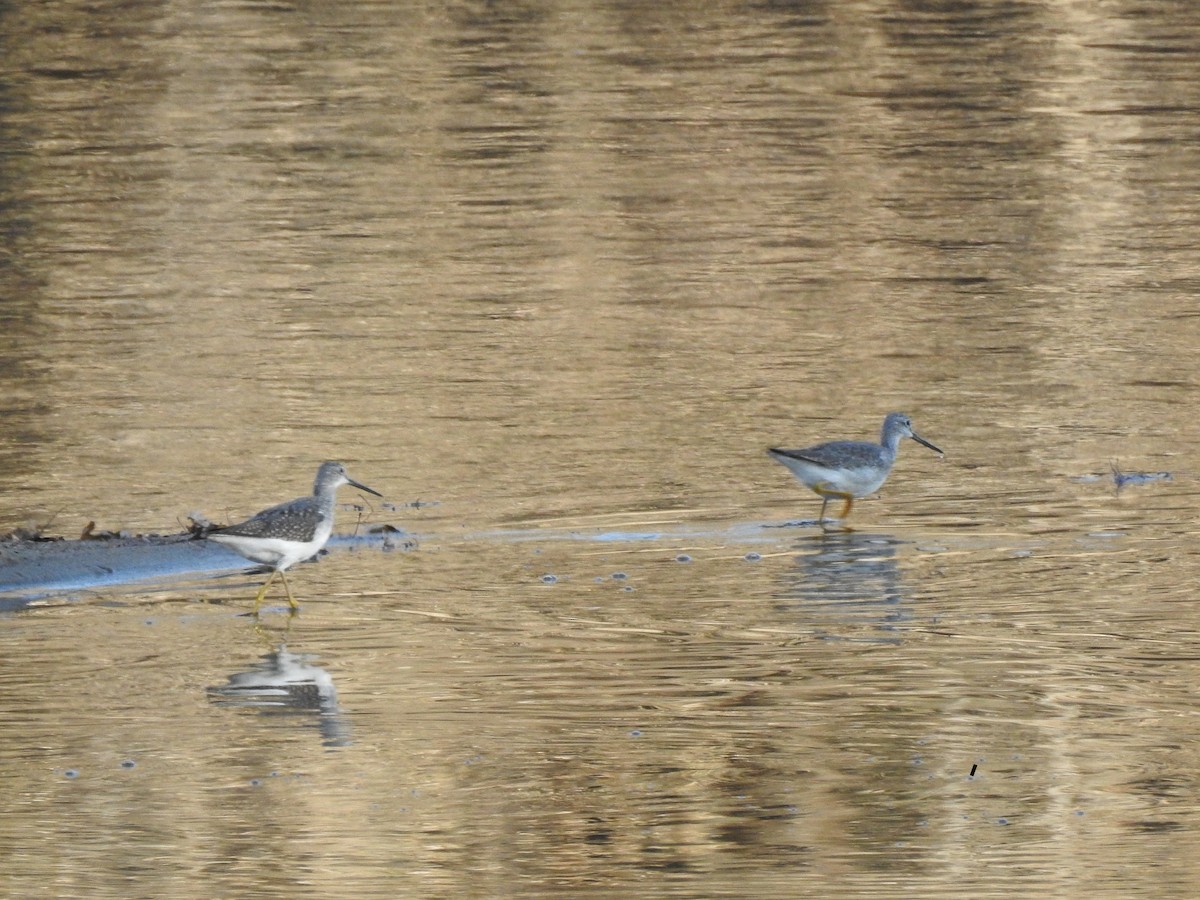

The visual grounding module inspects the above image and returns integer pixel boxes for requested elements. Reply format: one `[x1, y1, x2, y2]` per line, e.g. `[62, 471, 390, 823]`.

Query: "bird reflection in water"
[208, 644, 351, 748]
[775, 529, 914, 639]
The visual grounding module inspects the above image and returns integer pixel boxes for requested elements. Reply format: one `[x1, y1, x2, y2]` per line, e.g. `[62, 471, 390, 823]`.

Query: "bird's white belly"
[210, 535, 324, 570]
[775, 457, 891, 497]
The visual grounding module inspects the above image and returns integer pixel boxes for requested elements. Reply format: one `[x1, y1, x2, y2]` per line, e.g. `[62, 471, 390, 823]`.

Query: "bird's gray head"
[313, 461, 350, 492]
[884, 412, 943, 456]
[884, 413, 915, 438]
[313, 461, 382, 497]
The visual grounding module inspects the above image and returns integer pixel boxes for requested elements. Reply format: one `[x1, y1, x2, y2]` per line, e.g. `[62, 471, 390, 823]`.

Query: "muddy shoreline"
[0, 528, 410, 608]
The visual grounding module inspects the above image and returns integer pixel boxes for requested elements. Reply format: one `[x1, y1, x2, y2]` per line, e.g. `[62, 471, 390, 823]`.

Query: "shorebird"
[768, 413, 942, 525]
[208, 461, 381, 610]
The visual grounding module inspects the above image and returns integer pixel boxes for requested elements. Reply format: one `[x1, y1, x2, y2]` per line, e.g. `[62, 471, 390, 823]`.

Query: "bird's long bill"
[911, 432, 944, 457]
[348, 477, 383, 497]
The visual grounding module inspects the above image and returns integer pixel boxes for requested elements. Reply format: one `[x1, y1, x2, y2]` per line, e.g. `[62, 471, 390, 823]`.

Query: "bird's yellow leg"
[813, 484, 856, 522]
[252, 569, 279, 614]
[278, 569, 299, 611]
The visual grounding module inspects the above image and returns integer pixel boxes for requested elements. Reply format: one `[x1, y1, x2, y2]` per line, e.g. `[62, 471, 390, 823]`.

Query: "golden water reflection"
[4, 0, 1200, 896]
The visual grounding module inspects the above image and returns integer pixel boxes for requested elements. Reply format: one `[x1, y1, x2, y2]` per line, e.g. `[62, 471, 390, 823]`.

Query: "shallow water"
[4, 0, 1200, 896]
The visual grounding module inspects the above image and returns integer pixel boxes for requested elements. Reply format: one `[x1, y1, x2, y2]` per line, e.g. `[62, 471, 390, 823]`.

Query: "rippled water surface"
[4, 1, 1200, 896]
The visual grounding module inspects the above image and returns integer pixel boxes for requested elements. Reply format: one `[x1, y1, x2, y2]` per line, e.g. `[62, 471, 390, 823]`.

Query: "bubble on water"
[540, 574, 558, 584]
[611, 572, 628, 580]
[674, 554, 692, 563]
[743, 552, 762, 562]
[249, 778, 263, 787]
[628, 730, 642, 738]
[119, 759, 137, 770]
[64, 769, 79, 779]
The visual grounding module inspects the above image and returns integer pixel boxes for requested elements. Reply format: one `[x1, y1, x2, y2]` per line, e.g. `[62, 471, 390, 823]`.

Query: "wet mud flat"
[0, 527, 409, 610]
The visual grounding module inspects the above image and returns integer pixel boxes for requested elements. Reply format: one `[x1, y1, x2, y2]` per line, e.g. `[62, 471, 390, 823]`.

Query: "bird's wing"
[769, 441, 880, 469]
[210, 498, 322, 538]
